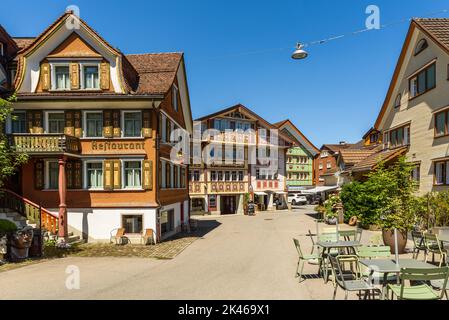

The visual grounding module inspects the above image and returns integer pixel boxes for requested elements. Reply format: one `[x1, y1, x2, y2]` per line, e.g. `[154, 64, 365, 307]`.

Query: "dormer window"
[83, 65, 99, 89]
[394, 93, 402, 109]
[55, 66, 70, 90]
[414, 39, 428, 56]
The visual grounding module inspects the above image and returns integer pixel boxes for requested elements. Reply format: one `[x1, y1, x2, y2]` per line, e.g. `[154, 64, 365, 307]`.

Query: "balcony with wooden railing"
[9, 134, 81, 155]
[0, 189, 59, 234]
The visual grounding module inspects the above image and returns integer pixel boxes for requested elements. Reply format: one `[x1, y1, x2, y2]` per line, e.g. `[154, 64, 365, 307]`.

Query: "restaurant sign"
[86, 140, 146, 154]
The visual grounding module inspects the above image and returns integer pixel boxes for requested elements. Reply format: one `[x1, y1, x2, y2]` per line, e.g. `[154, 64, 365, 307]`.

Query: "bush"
[0, 219, 17, 236]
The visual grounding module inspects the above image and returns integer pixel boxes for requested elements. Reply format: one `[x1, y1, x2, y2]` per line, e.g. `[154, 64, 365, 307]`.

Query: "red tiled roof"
[12, 37, 35, 51]
[125, 53, 183, 95]
[339, 149, 377, 166]
[351, 147, 408, 172]
[414, 18, 449, 51]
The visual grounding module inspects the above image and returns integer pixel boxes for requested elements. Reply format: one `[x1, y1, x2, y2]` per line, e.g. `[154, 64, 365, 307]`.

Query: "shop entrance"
[221, 196, 237, 215]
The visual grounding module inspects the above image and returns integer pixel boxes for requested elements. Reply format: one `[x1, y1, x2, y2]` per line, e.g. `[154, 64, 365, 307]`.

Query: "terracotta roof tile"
[352, 147, 408, 172]
[339, 149, 377, 166]
[12, 38, 35, 51]
[414, 18, 449, 51]
[125, 53, 183, 95]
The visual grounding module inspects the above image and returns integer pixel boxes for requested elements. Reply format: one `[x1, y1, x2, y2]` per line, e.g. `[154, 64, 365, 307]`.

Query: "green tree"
[340, 156, 418, 231]
[0, 95, 28, 187]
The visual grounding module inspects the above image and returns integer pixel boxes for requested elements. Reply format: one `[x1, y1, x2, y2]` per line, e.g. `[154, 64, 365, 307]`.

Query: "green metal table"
[360, 259, 435, 300]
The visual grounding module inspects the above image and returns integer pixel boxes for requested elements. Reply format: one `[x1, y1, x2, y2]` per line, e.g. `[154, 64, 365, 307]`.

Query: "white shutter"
[404, 127, 409, 146]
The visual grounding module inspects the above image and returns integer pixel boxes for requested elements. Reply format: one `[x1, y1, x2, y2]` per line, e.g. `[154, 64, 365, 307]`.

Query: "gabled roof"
[126, 53, 183, 95]
[351, 147, 408, 172]
[374, 18, 449, 129]
[339, 149, 378, 166]
[274, 119, 319, 155]
[195, 104, 295, 145]
[13, 11, 184, 97]
[321, 143, 352, 153]
[0, 25, 19, 52]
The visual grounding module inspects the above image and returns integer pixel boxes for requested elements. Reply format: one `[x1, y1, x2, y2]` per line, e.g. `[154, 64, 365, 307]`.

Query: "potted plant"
[324, 195, 341, 225]
[374, 158, 418, 254]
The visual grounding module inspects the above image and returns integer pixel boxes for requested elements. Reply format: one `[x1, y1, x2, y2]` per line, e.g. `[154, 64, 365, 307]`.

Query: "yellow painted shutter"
[33, 111, 44, 134]
[100, 61, 110, 90]
[40, 62, 50, 91]
[103, 160, 114, 191]
[103, 111, 113, 138]
[142, 110, 152, 138]
[70, 63, 80, 90]
[142, 160, 153, 190]
[113, 160, 121, 190]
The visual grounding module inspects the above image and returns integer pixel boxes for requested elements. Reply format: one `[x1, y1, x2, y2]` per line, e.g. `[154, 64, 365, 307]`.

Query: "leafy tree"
[0, 95, 28, 187]
[340, 156, 418, 231]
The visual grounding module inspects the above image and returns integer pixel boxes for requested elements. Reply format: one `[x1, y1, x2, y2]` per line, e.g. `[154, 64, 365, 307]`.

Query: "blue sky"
[1, 0, 448, 147]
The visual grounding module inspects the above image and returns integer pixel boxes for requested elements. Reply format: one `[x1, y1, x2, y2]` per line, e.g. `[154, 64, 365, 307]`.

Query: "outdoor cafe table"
[317, 241, 362, 283]
[359, 259, 435, 300]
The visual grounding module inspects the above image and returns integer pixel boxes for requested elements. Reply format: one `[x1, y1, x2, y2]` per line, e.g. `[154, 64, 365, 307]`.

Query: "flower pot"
[382, 229, 407, 254]
[326, 217, 338, 225]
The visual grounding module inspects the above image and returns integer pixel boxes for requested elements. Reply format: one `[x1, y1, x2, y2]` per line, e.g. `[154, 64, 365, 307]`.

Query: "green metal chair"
[424, 233, 447, 267]
[293, 239, 320, 282]
[329, 255, 381, 300]
[411, 231, 427, 260]
[356, 228, 363, 243]
[339, 230, 357, 242]
[356, 246, 397, 283]
[387, 267, 449, 300]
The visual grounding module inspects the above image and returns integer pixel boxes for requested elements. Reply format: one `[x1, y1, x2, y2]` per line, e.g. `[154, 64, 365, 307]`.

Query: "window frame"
[434, 160, 449, 186]
[10, 111, 27, 134]
[409, 62, 436, 100]
[80, 62, 100, 90]
[50, 62, 71, 91]
[434, 109, 449, 138]
[83, 110, 104, 138]
[121, 214, 143, 235]
[122, 159, 143, 190]
[384, 124, 411, 149]
[121, 110, 142, 138]
[84, 160, 104, 190]
[45, 160, 60, 190]
[414, 39, 428, 56]
[45, 111, 65, 134]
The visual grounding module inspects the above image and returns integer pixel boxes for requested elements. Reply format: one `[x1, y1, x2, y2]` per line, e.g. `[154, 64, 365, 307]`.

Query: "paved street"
[0, 207, 383, 300]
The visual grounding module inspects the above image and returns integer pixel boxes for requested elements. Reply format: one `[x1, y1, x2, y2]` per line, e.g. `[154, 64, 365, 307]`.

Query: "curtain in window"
[55, 66, 70, 89]
[49, 162, 59, 189]
[436, 162, 444, 185]
[86, 113, 103, 137]
[124, 112, 142, 137]
[48, 113, 65, 134]
[84, 66, 99, 89]
[87, 163, 103, 188]
[125, 162, 141, 188]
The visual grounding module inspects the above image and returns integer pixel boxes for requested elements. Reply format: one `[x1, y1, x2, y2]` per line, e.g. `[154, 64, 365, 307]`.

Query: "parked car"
[305, 194, 321, 205]
[287, 193, 308, 206]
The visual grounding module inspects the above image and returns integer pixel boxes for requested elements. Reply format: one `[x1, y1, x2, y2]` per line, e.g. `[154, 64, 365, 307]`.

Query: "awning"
[275, 191, 287, 195]
[255, 192, 268, 196]
[301, 186, 339, 194]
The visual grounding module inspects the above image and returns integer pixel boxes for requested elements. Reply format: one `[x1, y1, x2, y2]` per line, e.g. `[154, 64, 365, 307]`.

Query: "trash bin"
[29, 228, 43, 258]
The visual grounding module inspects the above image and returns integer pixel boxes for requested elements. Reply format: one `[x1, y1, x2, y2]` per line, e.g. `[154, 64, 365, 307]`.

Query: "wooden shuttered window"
[113, 110, 121, 137]
[64, 111, 82, 137]
[34, 160, 44, 190]
[103, 111, 113, 138]
[70, 62, 80, 90]
[65, 160, 83, 189]
[142, 160, 153, 190]
[100, 61, 110, 90]
[27, 111, 44, 134]
[142, 110, 152, 138]
[40, 62, 50, 91]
